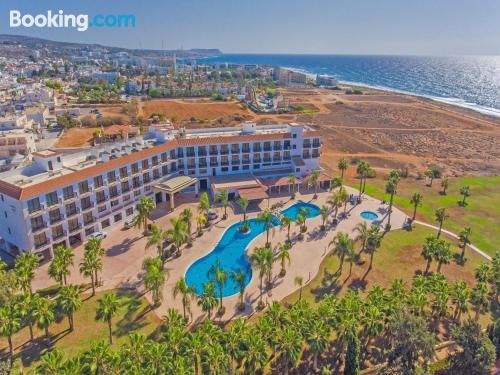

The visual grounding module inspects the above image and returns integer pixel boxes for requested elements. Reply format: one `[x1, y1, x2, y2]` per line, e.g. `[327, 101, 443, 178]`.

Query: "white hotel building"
[0, 122, 325, 259]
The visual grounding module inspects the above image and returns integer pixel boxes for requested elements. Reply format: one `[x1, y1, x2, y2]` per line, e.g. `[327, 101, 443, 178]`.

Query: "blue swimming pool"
[360, 211, 379, 221]
[185, 201, 320, 297]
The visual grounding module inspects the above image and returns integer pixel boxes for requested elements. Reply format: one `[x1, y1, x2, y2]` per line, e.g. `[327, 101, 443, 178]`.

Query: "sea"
[203, 54, 500, 117]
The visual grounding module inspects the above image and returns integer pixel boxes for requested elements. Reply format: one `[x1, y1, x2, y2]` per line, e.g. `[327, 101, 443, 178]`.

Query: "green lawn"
[1, 289, 161, 369]
[284, 224, 486, 306]
[346, 175, 500, 256]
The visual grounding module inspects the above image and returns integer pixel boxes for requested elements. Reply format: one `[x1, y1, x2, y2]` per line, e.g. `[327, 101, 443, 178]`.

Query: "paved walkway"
[414, 220, 492, 261]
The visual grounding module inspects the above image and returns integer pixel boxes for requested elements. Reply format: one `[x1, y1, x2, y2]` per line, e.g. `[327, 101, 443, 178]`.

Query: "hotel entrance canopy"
[153, 175, 198, 210]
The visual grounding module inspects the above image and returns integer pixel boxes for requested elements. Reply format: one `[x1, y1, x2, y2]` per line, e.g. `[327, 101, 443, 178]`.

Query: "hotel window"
[170, 150, 176, 159]
[101, 219, 111, 229]
[253, 143, 261, 152]
[132, 176, 141, 189]
[284, 151, 291, 160]
[153, 169, 160, 180]
[273, 141, 282, 150]
[178, 160, 184, 170]
[152, 155, 159, 166]
[126, 207, 134, 216]
[85, 227, 95, 236]
[263, 153, 271, 163]
[221, 167, 229, 172]
[63, 186, 75, 200]
[186, 147, 195, 157]
[109, 185, 119, 198]
[80, 197, 92, 210]
[199, 158, 207, 168]
[27, 198, 42, 214]
[209, 145, 218, 155]
[177, 148, 184, 158]
[242, 143, 250, 153]
[121, 181, 130, 193]
[49, 208, 62, 224]
[96, 191, 107, 204]
[162, 165, 169, 175]
[107, 171, 117, 183]
[34, 233, 48, 248]
[303, 150, 311, 159]
[123, 195, 130, 202]
[232, 166, 239, 171]
[187, 159, 196, 169]
[134, 189, 141, 197]
[313, 138, 320, 148]
[68, 219, 80, 232]
[221, 156, 229, 166]
[160, 153, 167, 163]
[79, 181, 90, 194]
[83, 212, 94, 225]
[242, 154, 250, 164]
[303, 139, 311, 148]
[231, 155, 240, 165]
[198, 146, 207, 156]
[52, 225, 64, 239]
[263, 142, 271, 151]
[45, 192, 59, 207]
[120, 167, 128, 179]
[220, 145, 229, 155]
[273, 152, 281, 161]
[210, 157, 218, 167]
[170, 163, 177, 173]
[312, 149, 320, 158]
[253, 164, 261, 169]
[243, 165, 250, 170]
[30, 215, 45, 231]
[111, 199, 119, 207]
[94, 175, 104, 188]
[65, 202, 78, 217]
[143, 172, 151, 184]
[231, 144, 240, 154]
[131, 163, 139, 174]
[142, 159, 149, 169]
[97, 205, 107, 213]
[284, 140, 291, 150]
[253, 153, 261, 163]
[114, 213, 122, 222]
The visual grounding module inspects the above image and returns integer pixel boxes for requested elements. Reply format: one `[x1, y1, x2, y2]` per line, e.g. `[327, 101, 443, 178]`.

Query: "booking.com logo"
[9, 10, 136, 32]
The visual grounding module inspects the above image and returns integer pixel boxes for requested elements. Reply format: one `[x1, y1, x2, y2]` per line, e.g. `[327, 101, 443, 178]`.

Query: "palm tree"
[48, 244, 74, 285]
[459, 185, 471, 206]
[338, 157, 348, 184]
[295, 276, 304, 300]
[19, 293, 38, 342]
[142, 257, 166, 307]
[209, 261, 228, 312]
[79, 249, 102, 296]
[306, 320, 330, 371]
[196, 213, 207, 236]
[276, 242, 291, 277]
[14, 252, 39, 294]
[441, 177, 449, 195]
[243, 334, 268, 372]
[250, 247, 270, 307]
[166, 217, 188, 256]
[434, 208, 448, 238]
[309, 169, 321, 199]
[288, 174, 297, 199]
[425, 167, 440, 187]
[295, 214, 306, 238]
[410, 192, 423, 221]
[146, 223, 167, 260]
[434, 240, 452, 273]
[275, 326, 303, 375]
[331, 176, 343, 192]
[37, 349, 65, 374]
[365, 225, 382, 270]
[353, 221, 369, 255]
[133, 196, 155, 235]
[327, 191, 341, 221]
[338, 187, 349, 216]
[173, 276, 195, 321]
[385, 170, 400, 228]
[217, 189, 229, 219]
[197, 282, 217, 319]
[57, 284, 82, 331]
[84, 238, 105, 288]
[346, 244, 357, 278]
[356, 160, 370, 201]
[474, 263, 491, 283]
[237, 197, 249, 221]
[34, 296, 55, 341]
[422, 236, 438, 274]
[257, 209, 274, 247]
[331, 232, 355, 273]
[451, 281, 470, 322]
[458, 227, 472, 260]
[180, 208, 193, 236]
[95, 293, 120, 344]
[198, 191, 210, 217]
[0, 304, 21, 367]
[231, 269, 247, 310]
[280, 215, 293, 244]
[470, 282, 489, 321]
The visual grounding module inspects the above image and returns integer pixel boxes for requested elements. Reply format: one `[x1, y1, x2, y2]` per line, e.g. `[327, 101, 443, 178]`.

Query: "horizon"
[1, 0, 500, 55]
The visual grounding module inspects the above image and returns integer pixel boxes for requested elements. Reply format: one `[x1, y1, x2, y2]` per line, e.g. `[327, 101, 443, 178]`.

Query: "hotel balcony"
[32, 224, 48, 234]
[65, 208, 80, 218]
[81, 203, 95, 212]
[52, 230, 67, 241]
[68, 224, 82, 233]
[28, 205, 45, 216]
[83, 217, 96, 226]
[49, 216, 65, 226]
[63, 193, 78, 202]
[35, 239, 50, 250]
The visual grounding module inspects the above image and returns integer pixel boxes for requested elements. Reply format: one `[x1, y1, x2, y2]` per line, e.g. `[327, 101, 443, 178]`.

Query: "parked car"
[124, 218, 134, 229]
[87, 231, 107, 241]
[36, 252, 45, 262]
[207, 210, 218, 221]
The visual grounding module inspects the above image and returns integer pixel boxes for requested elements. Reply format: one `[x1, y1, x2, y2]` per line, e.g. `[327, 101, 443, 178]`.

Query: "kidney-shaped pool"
[185, 201, 319, 297]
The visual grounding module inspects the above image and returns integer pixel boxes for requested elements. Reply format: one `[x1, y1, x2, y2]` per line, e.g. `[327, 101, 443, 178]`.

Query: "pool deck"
[31, 186, 407, 322]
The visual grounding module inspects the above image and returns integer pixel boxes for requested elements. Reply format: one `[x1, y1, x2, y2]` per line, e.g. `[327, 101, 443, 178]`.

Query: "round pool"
[360, 211, 379, 221]
[185, 201, 320, 297]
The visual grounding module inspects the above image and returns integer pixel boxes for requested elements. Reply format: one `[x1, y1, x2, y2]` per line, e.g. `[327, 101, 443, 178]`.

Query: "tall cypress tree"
[344, 326, 360, 375]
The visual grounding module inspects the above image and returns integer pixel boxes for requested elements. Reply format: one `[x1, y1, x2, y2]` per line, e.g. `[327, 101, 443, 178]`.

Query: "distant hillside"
[0, 34, 222, 58]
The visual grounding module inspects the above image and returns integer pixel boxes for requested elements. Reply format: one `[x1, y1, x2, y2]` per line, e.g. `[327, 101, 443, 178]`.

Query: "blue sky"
[1, 0, 499, 55]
